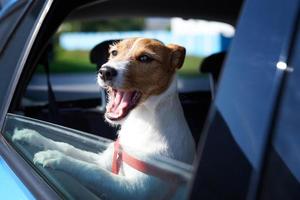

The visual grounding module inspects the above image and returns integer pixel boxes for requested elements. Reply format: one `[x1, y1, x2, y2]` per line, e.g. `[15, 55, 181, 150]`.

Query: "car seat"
[200, 51, 226, 98]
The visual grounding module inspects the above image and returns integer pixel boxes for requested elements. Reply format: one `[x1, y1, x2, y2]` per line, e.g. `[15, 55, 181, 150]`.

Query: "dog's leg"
[12, 128, 112, 168]
[33, 150, 157, 200]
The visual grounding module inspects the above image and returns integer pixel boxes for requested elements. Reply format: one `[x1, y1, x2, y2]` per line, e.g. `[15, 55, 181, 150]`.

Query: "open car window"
[5, 2, 235, 198]
[2, 113, 194, 199]
[20, 16, 233, 141]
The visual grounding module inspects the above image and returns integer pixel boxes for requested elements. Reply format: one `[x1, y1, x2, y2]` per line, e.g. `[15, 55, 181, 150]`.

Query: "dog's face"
[97, 38, 186, 123]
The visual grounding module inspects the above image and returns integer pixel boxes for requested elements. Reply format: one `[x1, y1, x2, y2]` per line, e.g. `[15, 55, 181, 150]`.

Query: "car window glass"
[2, 113, 193, 200]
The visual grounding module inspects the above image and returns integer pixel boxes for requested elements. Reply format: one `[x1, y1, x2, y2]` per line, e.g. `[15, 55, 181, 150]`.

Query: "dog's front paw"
[12, 128, 41, 143]
[33, 150, 65, 169]
[12, 128, 49, 149]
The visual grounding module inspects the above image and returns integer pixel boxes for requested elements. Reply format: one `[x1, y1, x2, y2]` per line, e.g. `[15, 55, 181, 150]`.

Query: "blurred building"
[171, 18, 234, 37]
[145, 18, 170, 30]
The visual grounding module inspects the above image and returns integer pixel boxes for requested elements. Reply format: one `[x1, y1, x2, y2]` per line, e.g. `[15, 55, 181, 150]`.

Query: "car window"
[20, 16, 234, 141]
[2, 113, 193, 199]
[5, 2, 235, 199]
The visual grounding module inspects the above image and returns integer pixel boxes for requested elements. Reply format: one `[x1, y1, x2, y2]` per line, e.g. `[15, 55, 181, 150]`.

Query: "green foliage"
[60, 18, 145, 32]
[179, 55, 203, 77]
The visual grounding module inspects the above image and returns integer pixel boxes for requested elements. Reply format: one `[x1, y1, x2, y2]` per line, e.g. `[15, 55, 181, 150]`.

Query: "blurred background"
[28, 17, 234, 102]
[38, 17, 234, 76]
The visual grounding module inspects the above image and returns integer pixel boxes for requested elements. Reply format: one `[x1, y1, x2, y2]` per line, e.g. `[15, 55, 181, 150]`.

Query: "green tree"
[60, 18, 145, 32]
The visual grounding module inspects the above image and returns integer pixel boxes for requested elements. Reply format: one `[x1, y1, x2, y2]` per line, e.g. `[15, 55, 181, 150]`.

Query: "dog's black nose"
[99, 66, 117, 81]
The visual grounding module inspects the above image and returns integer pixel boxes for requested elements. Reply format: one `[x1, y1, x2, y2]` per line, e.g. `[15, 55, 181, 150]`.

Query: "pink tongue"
[110, 91, 133, 117]
[113, 91, 123, 110]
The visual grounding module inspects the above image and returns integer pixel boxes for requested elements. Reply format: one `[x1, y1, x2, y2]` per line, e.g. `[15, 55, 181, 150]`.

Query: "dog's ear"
[167, 44, 186, 69]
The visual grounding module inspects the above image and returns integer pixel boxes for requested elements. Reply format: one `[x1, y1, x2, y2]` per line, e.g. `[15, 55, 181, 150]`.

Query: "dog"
[12, 38, 196, 200]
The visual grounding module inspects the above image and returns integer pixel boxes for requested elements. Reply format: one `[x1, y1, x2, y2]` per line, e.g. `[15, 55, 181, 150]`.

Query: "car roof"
[68, 0, 243, 25]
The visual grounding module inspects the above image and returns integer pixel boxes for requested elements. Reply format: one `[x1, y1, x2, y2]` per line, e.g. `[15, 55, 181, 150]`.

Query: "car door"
[190, 0, 300, 199]
[257, 11, 300, 199]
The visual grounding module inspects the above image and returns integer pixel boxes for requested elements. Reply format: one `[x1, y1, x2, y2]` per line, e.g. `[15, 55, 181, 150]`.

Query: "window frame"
[0, 0, 245, 199]
[0, 0, 63, 199]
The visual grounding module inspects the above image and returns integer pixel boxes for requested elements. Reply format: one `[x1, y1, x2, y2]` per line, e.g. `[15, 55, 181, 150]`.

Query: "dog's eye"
[138, 55, 153, 63]
[111, 50, 118, 56]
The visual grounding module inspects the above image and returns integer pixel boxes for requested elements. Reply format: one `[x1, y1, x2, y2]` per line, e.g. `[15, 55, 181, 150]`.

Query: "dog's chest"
[119, 125, 167, 155]
[117, 89, 195, 164]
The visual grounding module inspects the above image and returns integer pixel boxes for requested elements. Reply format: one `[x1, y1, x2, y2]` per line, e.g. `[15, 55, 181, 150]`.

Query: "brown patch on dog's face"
[109, 38, 186, 102]
[98, 38, 186, 122]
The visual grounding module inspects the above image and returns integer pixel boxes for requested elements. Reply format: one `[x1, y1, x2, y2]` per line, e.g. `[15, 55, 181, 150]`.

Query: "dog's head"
[97, 37, 186, 123]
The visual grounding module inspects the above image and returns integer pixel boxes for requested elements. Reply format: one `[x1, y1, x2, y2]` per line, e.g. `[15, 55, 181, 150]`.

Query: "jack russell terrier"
[12, 38, 196, 200]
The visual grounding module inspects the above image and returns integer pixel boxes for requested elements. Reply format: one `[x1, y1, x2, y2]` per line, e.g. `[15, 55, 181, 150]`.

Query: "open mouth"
[105, 88, 142, 121]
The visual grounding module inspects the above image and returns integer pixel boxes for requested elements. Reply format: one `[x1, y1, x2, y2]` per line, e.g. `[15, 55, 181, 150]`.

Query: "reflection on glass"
[2, 114, 193, 200]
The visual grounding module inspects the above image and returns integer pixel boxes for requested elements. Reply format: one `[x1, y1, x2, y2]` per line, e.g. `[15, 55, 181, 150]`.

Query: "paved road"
[26, 73, 210, 101]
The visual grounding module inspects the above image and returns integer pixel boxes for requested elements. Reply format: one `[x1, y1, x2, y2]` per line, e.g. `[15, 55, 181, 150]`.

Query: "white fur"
[119, 76, 195, 164]
[97, 60, 129, 89]
[12, 54, 195, 200]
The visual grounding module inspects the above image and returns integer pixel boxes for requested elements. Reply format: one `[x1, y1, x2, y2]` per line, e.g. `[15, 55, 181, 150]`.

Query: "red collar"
[112, 139, 185, 181]
[112, 139, 186, 199]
